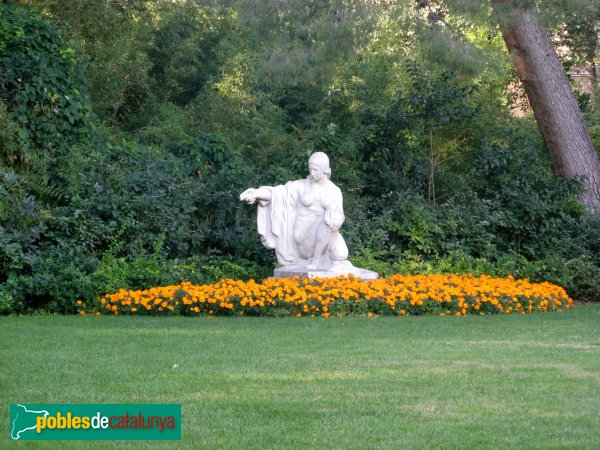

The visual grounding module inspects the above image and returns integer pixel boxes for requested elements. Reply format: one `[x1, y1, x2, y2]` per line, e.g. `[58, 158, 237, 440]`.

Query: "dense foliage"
[1, 0, 599, 313]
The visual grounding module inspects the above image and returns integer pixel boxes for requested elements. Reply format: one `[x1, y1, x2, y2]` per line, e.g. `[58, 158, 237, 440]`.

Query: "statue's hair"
[308, 152, 331, 178]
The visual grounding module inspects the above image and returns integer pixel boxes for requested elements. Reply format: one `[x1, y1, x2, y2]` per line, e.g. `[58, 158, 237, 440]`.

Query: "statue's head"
[308, 152, 331, 179]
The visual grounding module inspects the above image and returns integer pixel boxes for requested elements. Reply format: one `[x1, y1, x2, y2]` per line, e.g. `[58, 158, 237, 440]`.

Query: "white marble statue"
[240, 152, 377, 279]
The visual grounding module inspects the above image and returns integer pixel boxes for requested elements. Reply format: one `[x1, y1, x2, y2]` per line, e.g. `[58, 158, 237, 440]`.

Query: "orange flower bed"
[79, 274, 572, 317]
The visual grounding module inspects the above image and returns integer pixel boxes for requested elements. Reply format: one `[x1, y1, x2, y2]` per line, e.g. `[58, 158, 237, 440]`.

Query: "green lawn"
[2, 307, 599, 449]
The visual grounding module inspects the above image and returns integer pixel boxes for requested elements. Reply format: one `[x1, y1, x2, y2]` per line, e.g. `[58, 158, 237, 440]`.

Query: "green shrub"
[7, 245, 98, 314]
[88, 251, 269, 312]
[0, 4, 92, 152]
[517, 256, 600, 303]
[0, 283, 21, 314]
[55, 131, 203, 257]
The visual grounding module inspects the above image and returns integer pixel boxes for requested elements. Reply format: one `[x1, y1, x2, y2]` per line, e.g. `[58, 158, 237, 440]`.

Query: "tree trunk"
[491, 0, 600, 214]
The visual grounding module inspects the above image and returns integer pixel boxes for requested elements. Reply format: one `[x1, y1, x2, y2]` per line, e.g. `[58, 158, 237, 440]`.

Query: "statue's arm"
[324, 188, 345, 230]
[240, 187, 272, 205]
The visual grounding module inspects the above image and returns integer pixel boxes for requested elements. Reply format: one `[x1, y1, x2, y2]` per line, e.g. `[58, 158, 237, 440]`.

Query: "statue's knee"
[329, 234, 348, 261]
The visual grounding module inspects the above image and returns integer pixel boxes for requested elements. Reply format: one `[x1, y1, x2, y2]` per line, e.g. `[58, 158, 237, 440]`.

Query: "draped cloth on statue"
[256, 180, 306, 266]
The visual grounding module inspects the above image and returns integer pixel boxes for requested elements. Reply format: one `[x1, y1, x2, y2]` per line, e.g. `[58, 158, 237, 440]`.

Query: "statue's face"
[309, 163, 326, 181]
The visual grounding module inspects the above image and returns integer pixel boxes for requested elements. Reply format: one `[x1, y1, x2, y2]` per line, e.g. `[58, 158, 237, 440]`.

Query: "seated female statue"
[240, 152, 350, 271]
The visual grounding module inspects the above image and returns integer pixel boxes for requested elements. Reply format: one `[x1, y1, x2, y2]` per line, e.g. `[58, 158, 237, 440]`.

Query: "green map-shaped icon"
[10, 404, 49, 440]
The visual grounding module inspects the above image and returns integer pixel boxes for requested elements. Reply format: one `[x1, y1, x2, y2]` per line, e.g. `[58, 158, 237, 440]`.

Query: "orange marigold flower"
[94, 273, 571, 318]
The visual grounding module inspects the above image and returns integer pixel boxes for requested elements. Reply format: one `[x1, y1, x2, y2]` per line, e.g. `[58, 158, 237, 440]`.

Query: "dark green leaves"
[0, 4, 92, 152]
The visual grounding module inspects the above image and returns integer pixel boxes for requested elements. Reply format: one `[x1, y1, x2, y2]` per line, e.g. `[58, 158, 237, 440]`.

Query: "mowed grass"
[1, 307, 599, 449]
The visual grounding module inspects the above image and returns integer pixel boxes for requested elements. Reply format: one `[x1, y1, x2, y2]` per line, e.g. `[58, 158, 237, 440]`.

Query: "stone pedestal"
[272, 263, 378, 280]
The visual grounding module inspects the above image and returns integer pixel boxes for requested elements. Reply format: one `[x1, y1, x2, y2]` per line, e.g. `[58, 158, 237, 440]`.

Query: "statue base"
[272, 262, 378, 280]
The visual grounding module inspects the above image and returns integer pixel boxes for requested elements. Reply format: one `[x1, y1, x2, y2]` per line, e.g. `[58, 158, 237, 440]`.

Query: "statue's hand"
[240, 188, 257, 204]
[325, 208, 344, 231]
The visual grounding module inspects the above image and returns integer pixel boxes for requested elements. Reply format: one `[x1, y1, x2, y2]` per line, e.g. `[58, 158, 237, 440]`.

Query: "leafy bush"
[0, 282, 21, 314]
[0, 4, 92, 152]
[55, 131, 200, 257]
[148, 2, 240, 106]
[93, 248, 269, 297]
[8, 245, 98, 314]
[517, 256, 600, 303]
